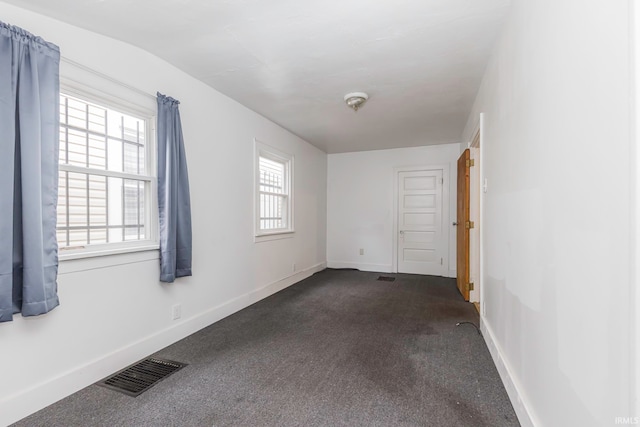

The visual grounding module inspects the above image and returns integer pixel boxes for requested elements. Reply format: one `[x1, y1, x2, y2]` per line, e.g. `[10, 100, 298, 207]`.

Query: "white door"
[397, 169, 444, 275]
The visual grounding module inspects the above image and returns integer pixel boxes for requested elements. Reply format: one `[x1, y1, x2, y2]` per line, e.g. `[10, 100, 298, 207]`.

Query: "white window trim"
[58, 79, 159, 260]
[254, 139, 294, 242]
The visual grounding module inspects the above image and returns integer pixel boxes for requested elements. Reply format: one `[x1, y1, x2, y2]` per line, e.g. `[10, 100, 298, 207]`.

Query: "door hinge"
[466, 159, 475, 168]
[440, 258, 443, 265]
[469, 282, 474, 291]
[441, 177, 444, 185]
[465, 221, 475, 229]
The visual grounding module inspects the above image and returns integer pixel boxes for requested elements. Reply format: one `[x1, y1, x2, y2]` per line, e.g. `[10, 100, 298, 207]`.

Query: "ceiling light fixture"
[344, 92, 369, 112]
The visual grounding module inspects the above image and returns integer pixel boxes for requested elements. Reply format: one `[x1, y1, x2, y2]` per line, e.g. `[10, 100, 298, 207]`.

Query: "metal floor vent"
[377, 276, 396, 282]
[98, 358, 187, 397]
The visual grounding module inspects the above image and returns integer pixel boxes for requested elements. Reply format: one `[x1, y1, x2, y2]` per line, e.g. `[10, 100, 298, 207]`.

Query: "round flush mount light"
[344, 92, 369, 112]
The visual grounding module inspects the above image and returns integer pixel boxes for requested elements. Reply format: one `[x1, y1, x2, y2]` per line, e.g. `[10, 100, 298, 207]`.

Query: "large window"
[57, 91, 156, 254]
[255, 140, 293, 238]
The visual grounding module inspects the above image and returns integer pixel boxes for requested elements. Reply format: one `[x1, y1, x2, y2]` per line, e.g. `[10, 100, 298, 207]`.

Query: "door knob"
[452, 222, 458, 226]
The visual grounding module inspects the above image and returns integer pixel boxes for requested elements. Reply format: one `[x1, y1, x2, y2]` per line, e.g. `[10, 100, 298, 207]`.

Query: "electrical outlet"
[172, 303, 181, 320]
[359, 248, 364, 255]
[292, 263, 296, 272]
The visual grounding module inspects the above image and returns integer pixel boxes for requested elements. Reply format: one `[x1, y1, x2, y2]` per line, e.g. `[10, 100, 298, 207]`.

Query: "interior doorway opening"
[469, 130, 481, 307]
[455, 123, 482, 311]
[393, 165, 450, 276]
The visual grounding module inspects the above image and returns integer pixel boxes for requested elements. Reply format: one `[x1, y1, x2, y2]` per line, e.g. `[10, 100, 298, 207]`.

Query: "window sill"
[58, 245, 160, 275]
[59, 243, 160, 261]
[254, 231, 295, 243]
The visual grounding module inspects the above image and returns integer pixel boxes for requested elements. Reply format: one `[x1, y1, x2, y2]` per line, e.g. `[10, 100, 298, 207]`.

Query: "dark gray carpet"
[14, 269, 519, 427]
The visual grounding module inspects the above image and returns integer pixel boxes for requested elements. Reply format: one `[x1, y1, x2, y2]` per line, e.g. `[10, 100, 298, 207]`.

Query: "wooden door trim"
[392, 164, 450, 274]
[456, 150, 471, 300]
[468, 129, 481, 304]
[468, 114, 484, 312]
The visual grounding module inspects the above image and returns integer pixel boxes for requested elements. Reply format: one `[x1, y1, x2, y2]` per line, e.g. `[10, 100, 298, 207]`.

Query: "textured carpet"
[14, 269, 519, 427]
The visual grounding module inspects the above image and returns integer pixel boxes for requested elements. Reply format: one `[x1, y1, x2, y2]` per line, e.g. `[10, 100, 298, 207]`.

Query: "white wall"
[327, 144, 460, 275]
[0, 3, 327, 425]
[461, 1, 634, 426]
[634, 1, 640, 417]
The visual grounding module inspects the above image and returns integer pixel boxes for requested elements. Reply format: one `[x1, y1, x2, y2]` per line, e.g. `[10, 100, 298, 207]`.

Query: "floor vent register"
[98, 358, 187, 397]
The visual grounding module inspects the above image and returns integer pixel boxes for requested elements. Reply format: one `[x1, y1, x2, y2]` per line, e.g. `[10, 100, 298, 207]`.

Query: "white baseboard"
[1, 262, 326, 426]
[481, 318, 538, 427]
[327, 262, 457, 278]
[326, 260, 393, 273]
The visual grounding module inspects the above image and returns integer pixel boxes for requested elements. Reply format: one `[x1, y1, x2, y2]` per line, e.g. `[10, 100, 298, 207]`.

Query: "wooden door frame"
[456, 149, 471, 300]
[392, 164, 450, 275]
[469, 131, 481, 304]
[468, 114, 485, 314]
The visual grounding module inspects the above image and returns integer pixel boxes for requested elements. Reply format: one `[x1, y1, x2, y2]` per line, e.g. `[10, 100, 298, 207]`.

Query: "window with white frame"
[57, 91, 156, 253]
[255, 141, 293, 237]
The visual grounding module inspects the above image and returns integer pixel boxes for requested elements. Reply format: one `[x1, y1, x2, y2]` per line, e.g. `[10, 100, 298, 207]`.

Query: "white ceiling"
[7, 0, 510, 153]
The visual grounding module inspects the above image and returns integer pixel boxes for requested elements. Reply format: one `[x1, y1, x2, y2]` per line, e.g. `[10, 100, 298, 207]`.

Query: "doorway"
[455, 129, 482, 307]
[469, 131, 481, 305]
[394, 166, 449, 276]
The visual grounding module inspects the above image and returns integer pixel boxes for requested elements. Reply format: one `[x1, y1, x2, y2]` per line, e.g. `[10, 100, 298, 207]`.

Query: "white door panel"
[403, 212, 435, 226]
[404, 194, 436, 208]
[403, 248, 436, 262]
[404, 176, 437, 190]
[398, 169, 444, 275]
[403, 231, 435, 244]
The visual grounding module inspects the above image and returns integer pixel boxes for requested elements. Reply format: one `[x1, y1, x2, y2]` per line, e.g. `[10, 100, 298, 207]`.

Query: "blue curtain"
[157, 93, 192, 282]
[0, 22, 60, 322]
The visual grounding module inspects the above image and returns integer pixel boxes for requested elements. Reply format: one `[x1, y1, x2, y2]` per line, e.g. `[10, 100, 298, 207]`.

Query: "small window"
[255, 140, 293, 238]
[57, 92, 156, 255]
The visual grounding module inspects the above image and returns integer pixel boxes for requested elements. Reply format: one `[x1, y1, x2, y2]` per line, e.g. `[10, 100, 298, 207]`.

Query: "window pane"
[87, 104, 106, 134]
[67, 97, 87, 129]
[88, 175, 107, 227]
[68, 229, 87, 247]
[108, 137, 123, 172]
[124, 142, 139, 174]
[124, 179, 140, 226]
[259, 157, 285, 194]
[56, 173, 147, 248]
[257, 153, 290, 232]
[56, 229, 67, 248]
[259, 193, 286, 230]
[68, 172, 88, 229]
[59, 97, 67, 125]
[122, 116, 140, 142]
[108, 227, 123, 244]
[57, 93, 149, 249]
[88, 134, 106, 169]
[90, 228, 108, 245]
[59, 128, 67, 164]
[56, 170, 68, 247]
[107, 110, 124, 139]
[59, 94, 146, 174]
[67, 129, 87, 167]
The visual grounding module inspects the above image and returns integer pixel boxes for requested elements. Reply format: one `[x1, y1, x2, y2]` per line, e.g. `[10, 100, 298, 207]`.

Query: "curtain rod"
[61, 56, 157, 101]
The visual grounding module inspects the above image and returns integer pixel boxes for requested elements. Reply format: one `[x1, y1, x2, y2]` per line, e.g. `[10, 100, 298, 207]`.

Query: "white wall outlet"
[172, 303, 181, 320]
[292, 263, 296, 272]
[359, 248, 364, 255]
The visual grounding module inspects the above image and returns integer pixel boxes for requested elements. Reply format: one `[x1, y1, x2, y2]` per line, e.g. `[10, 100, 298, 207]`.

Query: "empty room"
[0, 1, 638, 426]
